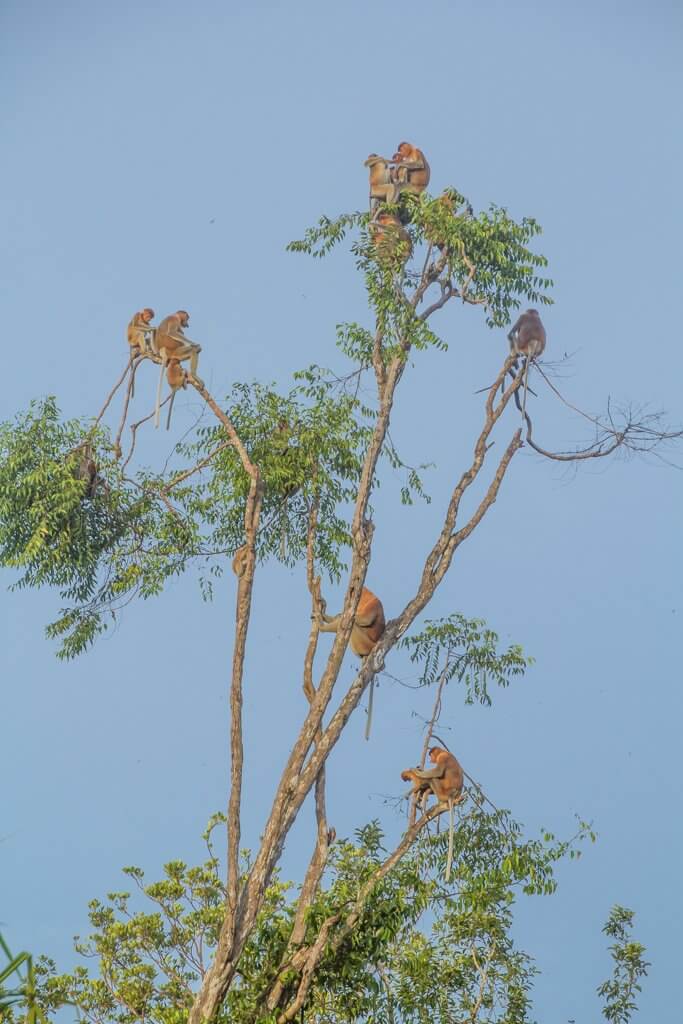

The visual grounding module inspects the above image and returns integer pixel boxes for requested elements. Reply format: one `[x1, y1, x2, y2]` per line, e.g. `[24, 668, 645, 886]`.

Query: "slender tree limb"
[91, 357, 137, 431]
[113, 359, 140, 458]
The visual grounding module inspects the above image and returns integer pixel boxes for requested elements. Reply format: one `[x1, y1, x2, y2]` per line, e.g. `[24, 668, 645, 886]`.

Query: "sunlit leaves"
[402, 613, 533, 705]
[27, 809, 605, 1024]
[598, 906, 650, 1024]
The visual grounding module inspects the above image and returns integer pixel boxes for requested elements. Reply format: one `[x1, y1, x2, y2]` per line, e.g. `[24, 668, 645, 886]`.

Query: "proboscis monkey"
[154, 310, 203, 427]
[318, 586, 385, 657]
[319, 586, 386, 740]
[400, 768, 433, 812]
[369, 213, 412, 264]
[507, 309, 547, 417]
[390, 142, 430, 196]
[164, 359, 187, 430]
[127, 308, 156, 358]
[364, 153, 400, 211]
[402, 746, 464, 880]
[232, 543, 248, 578]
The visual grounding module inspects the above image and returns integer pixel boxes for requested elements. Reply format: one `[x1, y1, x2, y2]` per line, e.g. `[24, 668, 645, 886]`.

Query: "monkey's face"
[177, 311, 190, 327]
[142, 308, 154, 323]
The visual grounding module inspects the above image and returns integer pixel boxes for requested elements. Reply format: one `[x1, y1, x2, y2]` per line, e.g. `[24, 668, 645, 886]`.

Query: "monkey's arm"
[168, 330, 200, 347]
[410, 765, 445, 780]
[318, 612, 341, 631]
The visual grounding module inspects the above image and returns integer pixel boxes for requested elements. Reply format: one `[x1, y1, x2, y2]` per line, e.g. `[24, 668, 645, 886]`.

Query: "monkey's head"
[175, 310, 190, 327]
[141, 307, 155, 322]
[396, 142, 413, 157]
[364, 153, 382, 166]
[526, 309, 540, 317]
[400, 769, 416, 782]
[428, 746, 445, 762]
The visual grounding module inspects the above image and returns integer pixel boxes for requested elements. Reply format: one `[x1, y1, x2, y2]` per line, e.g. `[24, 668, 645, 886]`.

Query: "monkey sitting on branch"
[507, 308, 547, 417]
[364, 153, 401, 211]
[127, 308, 156, 359]
[154, 310, 203, 427]
[317, 586, 385, 657]
[389, 140, 430, 214]
[401, 745, 464, 881]
[317, 586, 386, 740]
[369, 212, 412, 265]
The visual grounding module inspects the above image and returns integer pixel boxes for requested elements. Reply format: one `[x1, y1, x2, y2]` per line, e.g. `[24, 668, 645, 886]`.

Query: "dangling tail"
[365, 678, 375, 741]
[521, 356, 531, 420]
[165, 390, 177, 431]
[445, 797, 455, 882]
[154, 360, 165, 429]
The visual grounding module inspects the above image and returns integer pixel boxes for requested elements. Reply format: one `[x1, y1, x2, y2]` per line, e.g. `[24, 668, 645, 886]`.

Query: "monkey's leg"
[445, 798, 455, 882]
[364, 677, 375, 742]
[189, 346, 204, 387]
[155, 350, 168, 429]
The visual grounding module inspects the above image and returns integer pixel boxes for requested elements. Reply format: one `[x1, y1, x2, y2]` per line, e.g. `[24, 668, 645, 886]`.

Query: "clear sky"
[2, 0, 682, 1019]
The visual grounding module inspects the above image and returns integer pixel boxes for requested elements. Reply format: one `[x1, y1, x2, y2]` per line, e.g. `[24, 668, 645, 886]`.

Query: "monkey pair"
[364, 142, 430, 212]
[365, 142, 430, 265]
[126, 309, 203, 429]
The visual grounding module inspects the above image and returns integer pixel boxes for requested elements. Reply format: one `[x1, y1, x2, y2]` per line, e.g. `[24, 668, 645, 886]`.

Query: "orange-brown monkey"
[154, 310, 203, 427]
[364, 153, 400, 210]
[319, 586, 386, 740]
[318, 586, 386, 657]
[390, 142, 431, 196]
[402, 746, 464, 880]
[163, 359, 187, 430]
[409, 746, 464, 804]
[127, 308, 156, 357]
[401, 768, 433, 811]
[232, 543, 248, 578]
[369, 213, 412, 264]
[155, 311, 202, 375]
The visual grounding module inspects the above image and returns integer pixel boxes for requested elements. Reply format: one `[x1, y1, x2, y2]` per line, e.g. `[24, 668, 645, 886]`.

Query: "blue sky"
[2, 0, 682, 1018]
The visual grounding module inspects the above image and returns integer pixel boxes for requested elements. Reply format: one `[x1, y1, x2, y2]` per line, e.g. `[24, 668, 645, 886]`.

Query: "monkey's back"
[156, 315, 185, 356]
[432, 750, 464, 802]
[512, 313, 546, 359]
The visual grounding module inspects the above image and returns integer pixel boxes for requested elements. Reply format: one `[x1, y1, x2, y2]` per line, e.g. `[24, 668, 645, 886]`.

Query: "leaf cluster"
[402, 613, 533, 705]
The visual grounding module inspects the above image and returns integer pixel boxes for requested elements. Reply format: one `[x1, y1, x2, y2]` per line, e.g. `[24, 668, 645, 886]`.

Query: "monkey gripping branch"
[0, 145, 675, 1023]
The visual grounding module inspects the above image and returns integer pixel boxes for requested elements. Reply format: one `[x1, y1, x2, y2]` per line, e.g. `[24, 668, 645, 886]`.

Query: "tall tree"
[0, 179, 674, 1021]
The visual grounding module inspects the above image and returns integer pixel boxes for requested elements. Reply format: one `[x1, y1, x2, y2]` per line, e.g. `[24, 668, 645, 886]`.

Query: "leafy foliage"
[0, 932, 52, 1023]
[597, 906, 650, 1024]
[402, 614, 533, 705]
[0, 379, 371, 657]
[28, 810, 600, 1024]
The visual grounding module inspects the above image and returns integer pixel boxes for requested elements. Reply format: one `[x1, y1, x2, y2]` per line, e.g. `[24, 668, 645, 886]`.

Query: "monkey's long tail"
[166, 390, 177, 431]
[521, 357, 531, 421]
[445, 797, 455, 882]
[365, 678, 375, 742]
[155, 362, 165, 429]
